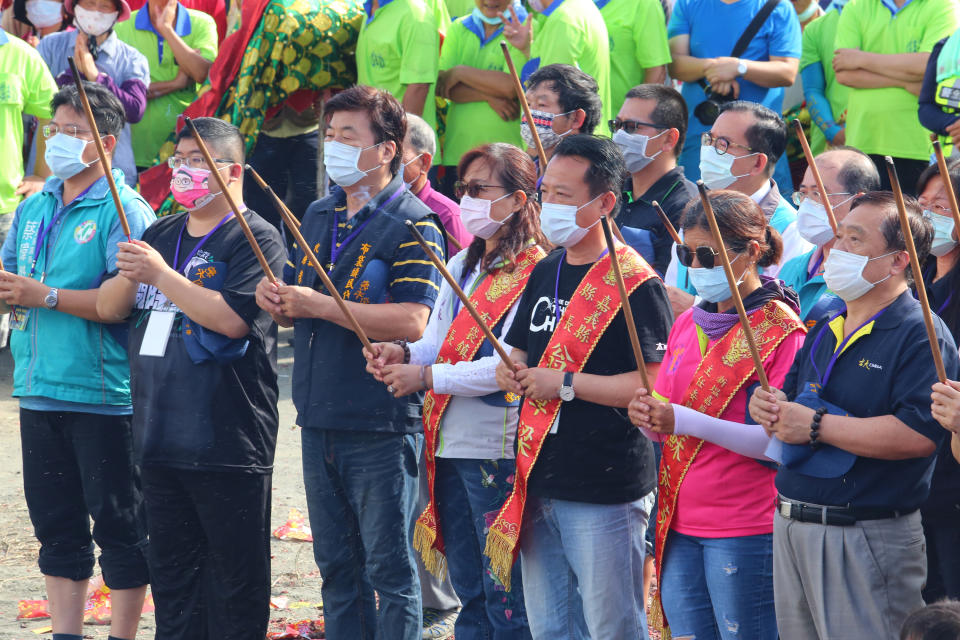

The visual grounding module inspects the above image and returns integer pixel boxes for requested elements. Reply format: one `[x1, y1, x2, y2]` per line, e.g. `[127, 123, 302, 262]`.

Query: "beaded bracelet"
[810, 407, 827, 450]
[392, 339, 411, 364]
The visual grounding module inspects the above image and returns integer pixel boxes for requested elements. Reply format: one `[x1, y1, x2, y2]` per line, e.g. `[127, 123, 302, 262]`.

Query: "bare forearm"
[643, 65, 667, 85]
[836, 68, 907, 89]
[401, 83, 430, 116]
[819, 413, 937, 459]
[163, 32, 211, 83]
[448, 83, 488, 104]
[573, 362, 662, 409]
[953, 432, 960, 462]
[668, 54, 709, 82]
[55, 288, 107, 322]
[858, 52, 929, 82]
[96, 275, 138, 322]
[743, 59, 798, 88]
[318, 297, 429, 341]
[153, 269, 249, 338]
[457, 68, 516, 99]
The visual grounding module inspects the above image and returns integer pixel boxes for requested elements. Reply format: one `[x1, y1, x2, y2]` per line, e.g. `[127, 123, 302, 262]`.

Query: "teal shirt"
[1, 170, 156, 406]
[779, 247, 828, 323]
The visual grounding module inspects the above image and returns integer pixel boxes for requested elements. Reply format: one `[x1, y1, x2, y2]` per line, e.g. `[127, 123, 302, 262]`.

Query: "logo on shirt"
[858, 358, 883, 371]
[656, 342, 667, 351]
[74, 220, 97, 244]
[370, 52, 386, 69]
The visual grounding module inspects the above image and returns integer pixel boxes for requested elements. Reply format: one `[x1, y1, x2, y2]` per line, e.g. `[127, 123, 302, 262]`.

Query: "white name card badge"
[139, 310, 175, 357]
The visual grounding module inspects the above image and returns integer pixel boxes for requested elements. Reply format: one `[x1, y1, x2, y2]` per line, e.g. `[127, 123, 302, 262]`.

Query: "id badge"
[139, 310, 175, 357]
[9, 305, 28, 331]
[550, 407, 561, 434]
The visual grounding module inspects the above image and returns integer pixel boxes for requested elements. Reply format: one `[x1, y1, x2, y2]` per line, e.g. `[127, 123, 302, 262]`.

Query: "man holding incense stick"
[0, 83, 154, 640]
[97, 117, 285, 640]
[750, 192, 960, 637]
[493, 134, 672, 638]
[256, 85, 444, 640]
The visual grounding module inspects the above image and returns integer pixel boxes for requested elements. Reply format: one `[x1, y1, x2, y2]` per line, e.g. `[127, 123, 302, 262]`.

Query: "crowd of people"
[3, 0, 960, 638]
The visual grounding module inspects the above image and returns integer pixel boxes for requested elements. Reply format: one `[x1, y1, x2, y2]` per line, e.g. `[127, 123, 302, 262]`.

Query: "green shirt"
[438, 15, 527, 165]
[443, 0, 474, 19]
[835, 0, 960, 160]
[357, 0, 440, 159]
[598, 0, 670, 119]
[531, 0, 612, 130]
[0, 30, 57, 215]
[800, 10, 848, 155]
[115, 5, 218, 167]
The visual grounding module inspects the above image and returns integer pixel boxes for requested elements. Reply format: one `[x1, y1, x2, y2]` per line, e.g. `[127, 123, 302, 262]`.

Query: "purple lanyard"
[809, 306, 889, 387]
[28, 183, 96, 279]
[553, 247, 609, 321]
[452, 267, 484, 317]
[807, 251, 824, 281]
[173, 212, 234, 273]
[329, 186, 404, 272]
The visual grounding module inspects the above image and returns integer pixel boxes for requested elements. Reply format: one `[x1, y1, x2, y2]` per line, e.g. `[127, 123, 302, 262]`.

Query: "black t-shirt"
[128, 210, 287, 473]
[504, 248, 674, 504]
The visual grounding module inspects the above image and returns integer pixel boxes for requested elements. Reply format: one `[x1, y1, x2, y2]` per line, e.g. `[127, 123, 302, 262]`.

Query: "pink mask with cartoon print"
[170, 166, 222, 210]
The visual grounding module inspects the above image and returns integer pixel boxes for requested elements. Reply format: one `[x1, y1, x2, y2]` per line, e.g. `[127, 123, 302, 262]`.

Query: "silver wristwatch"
[737, 59, 748, 76]
[558, 371, 575, 402]
[43, 287, 59, 309]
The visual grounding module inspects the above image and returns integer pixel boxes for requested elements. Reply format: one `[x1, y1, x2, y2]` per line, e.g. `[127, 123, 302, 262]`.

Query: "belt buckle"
[779, 501, 793, 519]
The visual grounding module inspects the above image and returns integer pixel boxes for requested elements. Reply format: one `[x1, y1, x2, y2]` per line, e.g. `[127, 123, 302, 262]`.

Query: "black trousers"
[20, 408, 149, 588]
[142, 466, 272, 640]
[869, 154, 929, 197]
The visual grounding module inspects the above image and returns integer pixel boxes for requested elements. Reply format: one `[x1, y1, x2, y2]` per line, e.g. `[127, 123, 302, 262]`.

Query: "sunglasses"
[454, 181, 505, 199]
[676, 244, 737, 269]
[607, 118, 662, 135]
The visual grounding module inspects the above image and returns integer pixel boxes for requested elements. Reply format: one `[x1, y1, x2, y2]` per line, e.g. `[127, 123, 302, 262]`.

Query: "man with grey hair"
[402, 113, 471, 255]
[778, 146, 881, 326]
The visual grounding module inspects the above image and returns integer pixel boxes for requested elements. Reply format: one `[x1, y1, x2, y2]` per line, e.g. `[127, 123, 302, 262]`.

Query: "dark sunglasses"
[607, 118, 663, 135]
[453, 180, 504, 199]
[676, 244, 735, 269]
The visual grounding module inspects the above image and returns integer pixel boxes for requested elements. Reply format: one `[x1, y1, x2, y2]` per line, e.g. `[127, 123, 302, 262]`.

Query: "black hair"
[916, 158, 960, 335]
[175, 116, 245, 164]
[719, 101, 787, 174]
[527, 64, 603, 136]
[849, 190, 932, 285]
[829, 146, 882, 194]
[624, 83, 688, 156]
[900, 600, 960, 640]
[324, 85, 406, 174]
[552, 135, 627, 217]
[51, 82, 124, 139]
[681, 189, 783, 268]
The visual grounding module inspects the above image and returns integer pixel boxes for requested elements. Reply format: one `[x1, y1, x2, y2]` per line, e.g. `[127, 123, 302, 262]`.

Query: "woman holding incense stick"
[628, 190, 805, 640]
[364, 142, 547, 640]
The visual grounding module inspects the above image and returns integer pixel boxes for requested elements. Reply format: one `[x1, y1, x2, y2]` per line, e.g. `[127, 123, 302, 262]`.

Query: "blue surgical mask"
[688, 253, 743, 303]
[924, 210, 958, 257]
[471, 6, 502, 24]
[44, 132, 96, 180]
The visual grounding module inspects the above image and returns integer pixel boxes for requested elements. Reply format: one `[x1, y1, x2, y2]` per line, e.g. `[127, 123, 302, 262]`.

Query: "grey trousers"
[416, 446, 460, 611]
[773, 509, 926, 640]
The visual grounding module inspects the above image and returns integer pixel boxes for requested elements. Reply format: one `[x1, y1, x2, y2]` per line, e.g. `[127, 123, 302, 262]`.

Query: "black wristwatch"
[559, 371, 575, 402]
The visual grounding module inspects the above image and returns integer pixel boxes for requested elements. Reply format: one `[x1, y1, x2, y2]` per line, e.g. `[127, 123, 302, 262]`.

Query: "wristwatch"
[558, 371, 575, 402]
[43, 287, 59, 310]
[737, 59, 748, 76]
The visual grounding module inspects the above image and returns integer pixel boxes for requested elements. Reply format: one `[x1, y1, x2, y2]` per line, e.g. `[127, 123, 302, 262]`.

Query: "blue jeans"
[519, 493, 653, 639]
[434, 458, 531, 640]
[660, 531, 776, 640]
[301, 429, 423, 640]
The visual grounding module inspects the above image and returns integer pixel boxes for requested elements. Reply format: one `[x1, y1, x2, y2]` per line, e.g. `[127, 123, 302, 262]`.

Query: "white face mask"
[26, 0, 62, 27]
[924, 210, 958, 257]
[459, 193, 512, 239]
[539, 194, 602, 247]
[699, 144, 757, 190]
[688, 253, 743, 303]
[323, 140, 383, 187]
[613, 128, 666, 173]
[822, 248, 897, 302]
[400, 152, 422, 190]
[73, 5, 118, 36]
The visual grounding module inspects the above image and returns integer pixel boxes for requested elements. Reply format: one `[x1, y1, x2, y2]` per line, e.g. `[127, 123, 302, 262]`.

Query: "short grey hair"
[405, 112, 436, 156]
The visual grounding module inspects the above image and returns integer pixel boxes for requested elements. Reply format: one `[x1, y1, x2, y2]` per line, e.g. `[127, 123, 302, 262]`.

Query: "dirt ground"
[0, 327, 326, 639]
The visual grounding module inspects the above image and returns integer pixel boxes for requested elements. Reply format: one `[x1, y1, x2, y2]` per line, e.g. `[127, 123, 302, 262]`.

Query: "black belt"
[777, 497, 915, 527]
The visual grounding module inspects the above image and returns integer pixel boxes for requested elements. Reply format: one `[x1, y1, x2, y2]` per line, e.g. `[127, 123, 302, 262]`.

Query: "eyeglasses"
[701, 132, 753, 156]
[676, 244, 737, 269]
[924, 202, 953, 216]
[42, 123, 93, 139]
[791, 190, 853, 206]
[608, 118, 663, 135]
[168, 155, 232, 171]
[454, 181, 505, 199]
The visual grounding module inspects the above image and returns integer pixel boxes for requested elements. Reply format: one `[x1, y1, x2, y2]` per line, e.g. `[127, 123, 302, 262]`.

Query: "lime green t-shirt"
[599, 0, 670, 120]
[357, 0, 440, 158]
[115, 6, 218, 168]
[438, 15, 527, 165]
[835, 0, 960, 160]
[531, 0, 612, 130]
[444, 0, 474, 19]
[0, 30, 57, 215]
[800, 10, 848, 155]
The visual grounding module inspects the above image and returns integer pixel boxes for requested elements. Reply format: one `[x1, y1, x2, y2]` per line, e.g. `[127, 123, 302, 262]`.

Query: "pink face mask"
[170, 166, 222, 210]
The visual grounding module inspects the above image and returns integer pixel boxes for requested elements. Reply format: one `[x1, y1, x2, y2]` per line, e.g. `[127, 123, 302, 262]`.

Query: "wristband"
[809, 407, 827, 450]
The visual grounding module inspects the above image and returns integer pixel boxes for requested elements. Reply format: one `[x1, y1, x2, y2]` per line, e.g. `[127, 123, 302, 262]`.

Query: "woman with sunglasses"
[628, 190, 806, 640]
[364, 142, 547, 639]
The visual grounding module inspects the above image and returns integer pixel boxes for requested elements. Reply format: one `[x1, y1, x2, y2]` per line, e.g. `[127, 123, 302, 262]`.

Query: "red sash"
[414, 245, 545, 578]
[483, 246, 658, 590]
[650, 299, 805, 637]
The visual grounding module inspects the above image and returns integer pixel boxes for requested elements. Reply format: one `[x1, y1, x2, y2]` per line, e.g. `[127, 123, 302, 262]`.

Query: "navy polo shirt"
[777, 290, 960, 511]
